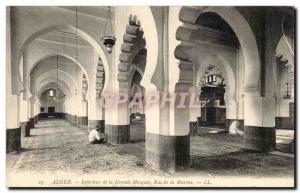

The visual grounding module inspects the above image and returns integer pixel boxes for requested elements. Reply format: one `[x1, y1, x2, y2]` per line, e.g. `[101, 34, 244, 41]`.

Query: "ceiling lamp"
[101, 7, 116, 53]
[52, 56, 65, 103]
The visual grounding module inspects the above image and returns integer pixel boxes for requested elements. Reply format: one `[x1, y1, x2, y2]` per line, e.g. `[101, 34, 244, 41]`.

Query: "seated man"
[88, 126, 104, 144]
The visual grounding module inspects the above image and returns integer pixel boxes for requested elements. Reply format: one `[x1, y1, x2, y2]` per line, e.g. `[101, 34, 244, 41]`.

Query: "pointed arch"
[177, 6, 260, 93]
[16, 25, 109, 95]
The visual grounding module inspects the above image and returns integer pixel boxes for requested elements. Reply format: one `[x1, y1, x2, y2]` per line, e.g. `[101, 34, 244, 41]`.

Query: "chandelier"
[101, 7, 116, 53]
[50, 56, 65, 103]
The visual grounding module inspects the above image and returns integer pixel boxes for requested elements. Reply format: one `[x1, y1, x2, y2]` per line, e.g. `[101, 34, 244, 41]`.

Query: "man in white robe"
[88, 126, 104, 144]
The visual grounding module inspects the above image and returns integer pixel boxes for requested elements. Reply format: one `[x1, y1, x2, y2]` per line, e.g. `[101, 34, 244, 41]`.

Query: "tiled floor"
[7, 119, 294, 179]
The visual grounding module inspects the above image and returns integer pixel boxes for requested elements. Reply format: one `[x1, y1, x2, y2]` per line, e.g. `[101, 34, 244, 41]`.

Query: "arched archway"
[33, 69, 77, 95]
[274, 34, 294, 131]
[29, 54, 86, 122]
[105, 14, 148, 145]
[175, 7, 282, 154]
[177, 6, 260, 93]
[195, 54, 243, 134]
[173, 6, 260, 167]
[37, 80, 71, 119]
[35, 79, 74, 105]
[27, 53, 91, 98]
[37, 76, 73, 100]
[275, 35, 294, 98]
[15, 25, 109, 96]
[38, 82, 70, 99]
[271, 11, 294, 132]
[118, 15, 146, 89]
[196, 55, 235, 101]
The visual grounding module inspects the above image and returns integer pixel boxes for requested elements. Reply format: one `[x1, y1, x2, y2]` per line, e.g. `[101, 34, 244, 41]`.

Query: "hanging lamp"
[53, 56, 65, 103]
[283, 66, 291, 99]
[101, 7, 116, 53]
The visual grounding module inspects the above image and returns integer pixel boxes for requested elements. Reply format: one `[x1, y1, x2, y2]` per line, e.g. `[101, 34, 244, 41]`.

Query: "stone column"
[34, 103, 38, 124]
[189, 108, 200, 136]
[243, 11, 289, 152]
[196, 91, 202, 127]
[145, 7, 192, 172]
[6, 7, 21, 153]
[28, 99, 35, 129]
[67, 99, 70, 122]
[69, 98, 74, 123]
[71, 97, 77, 125]
[19, 92, 30, 137]
[66, 99, 69, 121]
[66, 97, 73, 122]
[189, 89, 201, 136]
[7, 95, 21, 153]
[244, 93, 276, 152]
[74, 95, 81, 126]
[81, 100, 88, 126]
[104, 7, 131, 144]
[36, 103, 41, 122]
[145, 89, 190, 172]
[87, 48, 105, 130]
[88, 97, 105, 132]
[104, 90, 130, 144]
[75, 96, 88, 126]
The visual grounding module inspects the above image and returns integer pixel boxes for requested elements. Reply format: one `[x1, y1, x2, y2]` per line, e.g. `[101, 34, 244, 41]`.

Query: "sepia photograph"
[5, 4, 295, 188]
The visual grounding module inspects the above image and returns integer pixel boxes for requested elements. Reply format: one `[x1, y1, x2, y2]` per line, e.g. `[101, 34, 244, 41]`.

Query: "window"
[212, 75, 216, 82]
[49, 90, 54, 97]
[40, 107, 44, 112]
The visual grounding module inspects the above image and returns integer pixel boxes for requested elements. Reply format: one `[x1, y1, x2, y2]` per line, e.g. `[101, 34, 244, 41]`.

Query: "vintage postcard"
[6, 5, 295, 188]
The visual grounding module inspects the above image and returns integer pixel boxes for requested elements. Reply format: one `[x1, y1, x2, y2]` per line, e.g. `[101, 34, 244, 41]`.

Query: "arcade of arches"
[7, 6, 295, 173]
